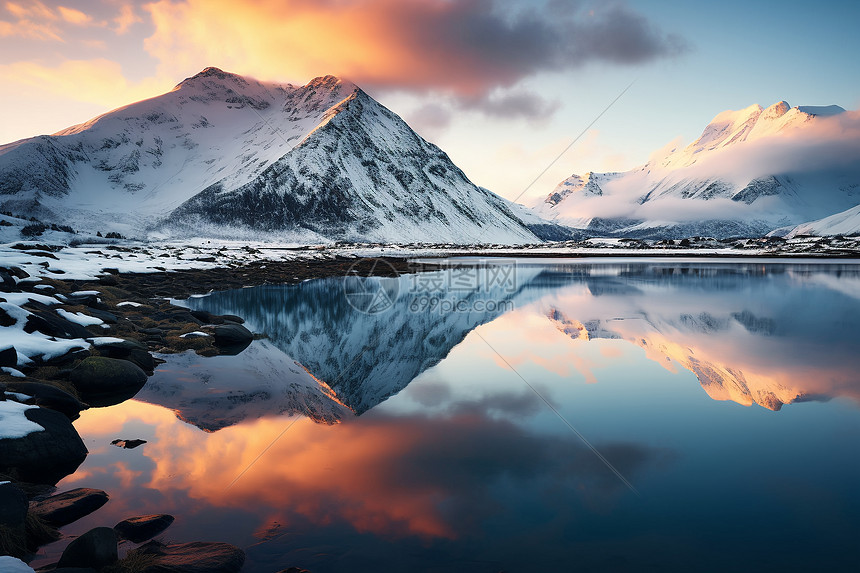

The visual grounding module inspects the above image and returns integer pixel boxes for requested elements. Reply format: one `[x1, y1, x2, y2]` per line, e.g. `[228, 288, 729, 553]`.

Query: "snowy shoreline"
[1, 235, 858, 285]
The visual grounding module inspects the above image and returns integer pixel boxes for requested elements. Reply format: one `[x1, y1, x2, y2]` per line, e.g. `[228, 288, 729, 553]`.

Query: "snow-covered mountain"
[533, 101, 860, 238]
[0, 67, 543, 244]
[777, 203, 860, 238]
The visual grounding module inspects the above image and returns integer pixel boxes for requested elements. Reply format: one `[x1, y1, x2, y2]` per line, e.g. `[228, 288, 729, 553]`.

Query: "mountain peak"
[709, 103, 763, 126]
[304, 74, 357, 93]
[761, 100, 791, 120]
[172, 66, 249, 91]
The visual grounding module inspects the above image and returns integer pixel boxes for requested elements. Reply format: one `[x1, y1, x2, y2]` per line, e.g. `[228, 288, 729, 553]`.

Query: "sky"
[1, 0, 859, 204]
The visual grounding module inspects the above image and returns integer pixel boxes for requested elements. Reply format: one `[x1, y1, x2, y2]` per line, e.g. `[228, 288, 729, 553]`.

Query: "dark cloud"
[364, 0, 689, 96]
[408, 91, 558, 137]
[566, 4, 691, 64]
[459, 90, 561, 121]
[407, 102, 454, 139]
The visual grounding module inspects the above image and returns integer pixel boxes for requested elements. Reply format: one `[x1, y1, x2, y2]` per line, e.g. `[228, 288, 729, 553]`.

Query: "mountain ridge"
[0, 67, 545, 244]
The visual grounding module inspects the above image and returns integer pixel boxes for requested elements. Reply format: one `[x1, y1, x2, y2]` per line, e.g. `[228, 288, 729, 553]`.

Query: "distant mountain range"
[0, 67, 556, 244]
[532, 101, 860, 238]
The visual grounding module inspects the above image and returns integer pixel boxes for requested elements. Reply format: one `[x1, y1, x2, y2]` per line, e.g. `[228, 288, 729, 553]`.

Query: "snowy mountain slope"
[0, 68, 345, 231]
[162, 84, 539, 243]
[777, 203, 860, 238]
[0, 67, 541, 244]
[534, 101, 860, 238]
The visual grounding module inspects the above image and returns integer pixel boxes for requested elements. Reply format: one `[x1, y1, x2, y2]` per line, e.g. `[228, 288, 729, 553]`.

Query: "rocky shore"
[1, 255, 411, 572]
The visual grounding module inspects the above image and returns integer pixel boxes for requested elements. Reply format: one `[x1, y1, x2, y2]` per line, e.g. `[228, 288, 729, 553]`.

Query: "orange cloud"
[142, 0, 685, 99]
[0, 0, 63, 40]
[0, 58, 171, 109]
[113, 3, 140, 34]
[5, 1, 56, 21]
[68, 396, 654, 541]
[57, 5, 91, 25]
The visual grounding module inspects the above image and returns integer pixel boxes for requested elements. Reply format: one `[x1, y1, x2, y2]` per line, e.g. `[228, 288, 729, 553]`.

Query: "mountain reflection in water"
[46, 259, 860, 573]
[178, 260, 860, 417]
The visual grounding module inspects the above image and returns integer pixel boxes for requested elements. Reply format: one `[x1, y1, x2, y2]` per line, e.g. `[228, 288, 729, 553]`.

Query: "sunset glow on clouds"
[1, 0, 858, 198]
[142, 0, 684, 99]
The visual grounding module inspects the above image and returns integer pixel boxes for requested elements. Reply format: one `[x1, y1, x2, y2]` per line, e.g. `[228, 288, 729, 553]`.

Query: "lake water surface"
[41, 259, 860, 572]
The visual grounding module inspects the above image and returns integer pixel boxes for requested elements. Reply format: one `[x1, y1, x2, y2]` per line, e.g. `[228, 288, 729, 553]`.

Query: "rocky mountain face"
[533, 101, 860, 238]
[0, 67, 543, 244]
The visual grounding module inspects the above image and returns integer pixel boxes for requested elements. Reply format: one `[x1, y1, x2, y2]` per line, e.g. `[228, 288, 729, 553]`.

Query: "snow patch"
[180, 331, 209, 338]
[56, 308, 104, 326]
[1, 367, 26, 378]
[0, 400, 44, 439]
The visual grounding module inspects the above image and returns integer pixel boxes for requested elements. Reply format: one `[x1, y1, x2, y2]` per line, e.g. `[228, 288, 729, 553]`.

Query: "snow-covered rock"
[534, 101, 860, 238]
[0, 400, 43, 439]
[0, 67, 542, 245]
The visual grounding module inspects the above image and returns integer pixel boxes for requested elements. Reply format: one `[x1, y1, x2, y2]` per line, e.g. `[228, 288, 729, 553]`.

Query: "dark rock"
[189, 310, 222, 324]
[276, 569, 311, 573]
[95, 339, 148, 353]
[135, 540, 245, 573]
[50, 568, 99, 573]
[213, 324, 253, 346]
[36, 348, 91, 368]
[5, 381, 88, 420]
[98, 275, 118, 286]
[81, 308, 118, 324]
[0, 345, 17, 367]
[0, 307, 16, 327]
[63, 293, 100, 307]
[139, 328, 164, 335]
[5, 266, 29, 279]
[0, 407, 88, 484]
[166, 311, 202, 325]
[22, 303, 92, 339]
[68, 357, 147, 407]
[57, 527, 118, 569]
[0, 269, 16, 289]
[111, 438, 147, 449]
[114, 514, 174, 543]
[26, 250, 59, 260]
[31, 488, 109, 527]
[220, 314, 244, 324]
[96, 340, 155, 374]
[17, 278, 48, 292]
[0, 482, 28, 528]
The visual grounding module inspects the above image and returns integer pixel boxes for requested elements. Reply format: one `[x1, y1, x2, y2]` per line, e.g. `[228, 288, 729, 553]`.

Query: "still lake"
[40, 259, 860, 572]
